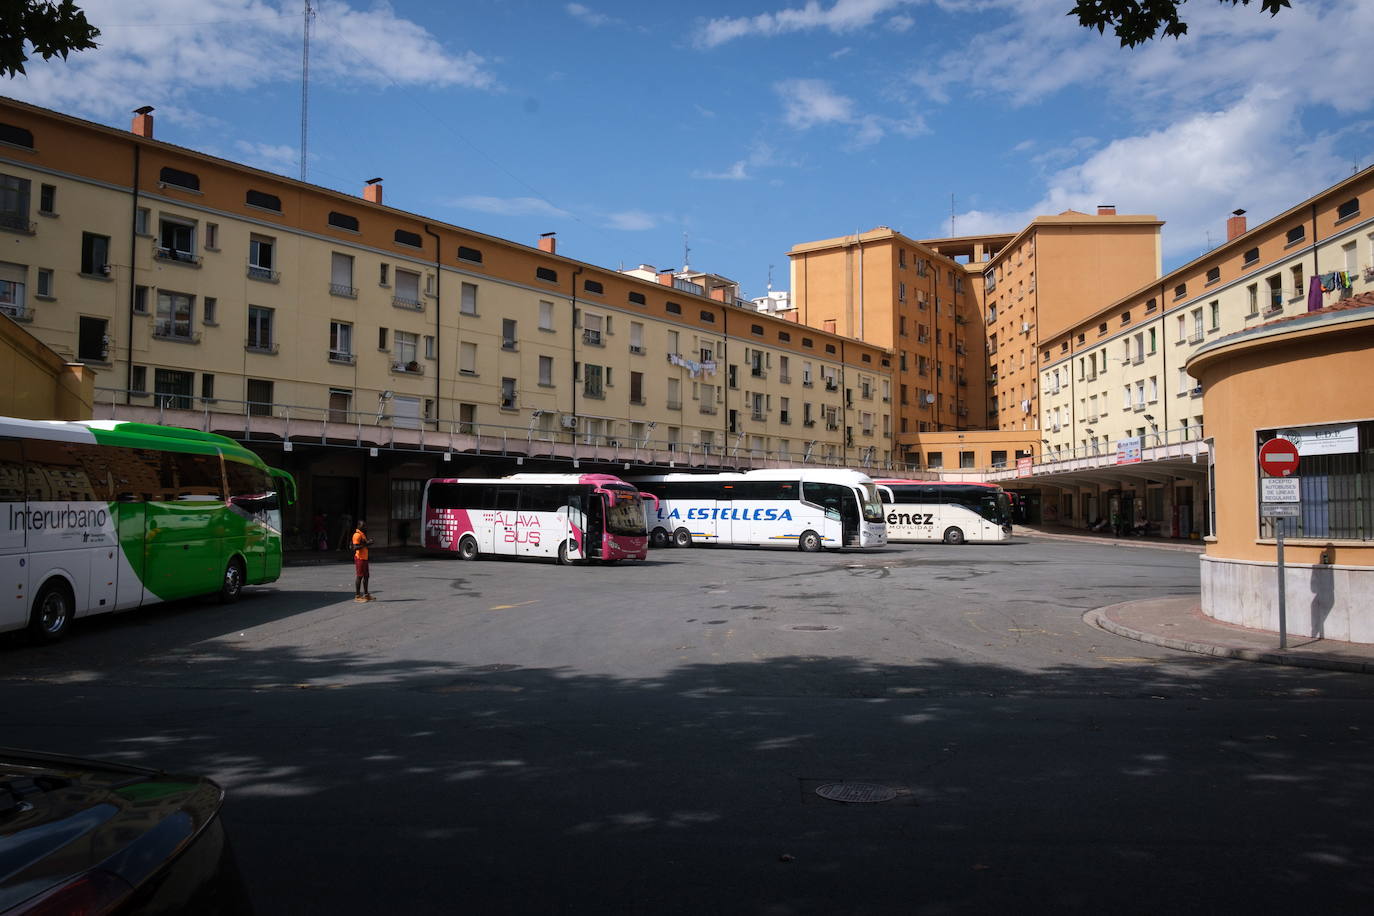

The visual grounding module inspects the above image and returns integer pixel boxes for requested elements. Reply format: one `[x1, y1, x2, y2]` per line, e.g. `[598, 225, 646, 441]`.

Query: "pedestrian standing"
[352, 520, 375, 601]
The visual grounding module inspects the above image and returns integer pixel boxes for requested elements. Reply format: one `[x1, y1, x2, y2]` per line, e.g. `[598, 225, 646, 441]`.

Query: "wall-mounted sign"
[1116, 436, 1142, 465]
[1278, 424, 1358, 456]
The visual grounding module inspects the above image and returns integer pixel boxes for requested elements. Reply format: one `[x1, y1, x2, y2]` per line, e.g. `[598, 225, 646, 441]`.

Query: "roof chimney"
[538, 231, 556, 254]
[1227, 208, 1247, 241]
[1096, 204, 1116, 216]
[363, 177, 383, 204]
[656, 268, 675, 286]
[131, 106, 154, 138]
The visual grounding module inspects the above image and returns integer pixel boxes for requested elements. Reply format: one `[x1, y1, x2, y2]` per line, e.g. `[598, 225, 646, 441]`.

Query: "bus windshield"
[603, 487, 647, 536]
[857, 483, 886, 523]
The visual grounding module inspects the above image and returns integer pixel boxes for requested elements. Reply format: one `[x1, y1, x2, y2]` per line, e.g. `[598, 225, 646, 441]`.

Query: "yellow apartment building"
[0, 97, 889, 546]
[787, 228, 982, 468]
[1028, 165, 1374, 536]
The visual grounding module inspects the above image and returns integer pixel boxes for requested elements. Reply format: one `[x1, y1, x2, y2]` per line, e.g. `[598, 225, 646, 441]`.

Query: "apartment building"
[0, 98, 890, 544]
[787, 227, 981, 468]
[1033, 164, 1374, 535]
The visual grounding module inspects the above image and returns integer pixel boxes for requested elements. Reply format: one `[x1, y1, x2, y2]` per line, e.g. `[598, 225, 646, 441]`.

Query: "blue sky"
[8, 0, 1372, 298]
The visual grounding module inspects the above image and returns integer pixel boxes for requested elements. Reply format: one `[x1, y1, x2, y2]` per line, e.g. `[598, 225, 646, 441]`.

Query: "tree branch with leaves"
[1069, 0, 1291, 47]
[0, 0, 100, 78]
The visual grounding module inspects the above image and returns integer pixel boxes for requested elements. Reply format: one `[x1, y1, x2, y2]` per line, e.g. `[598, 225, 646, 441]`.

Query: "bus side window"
[0, 438, 22, 502]
[225, 460, 277, 512]
[172, 451, 225, 500]
[495, 488, 520, 511]
[108, 448, 162, 501]
[21, 439, 106, 503]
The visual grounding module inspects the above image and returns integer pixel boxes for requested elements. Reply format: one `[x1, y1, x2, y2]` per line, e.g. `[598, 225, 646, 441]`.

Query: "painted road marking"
[489, 600, 539, 611]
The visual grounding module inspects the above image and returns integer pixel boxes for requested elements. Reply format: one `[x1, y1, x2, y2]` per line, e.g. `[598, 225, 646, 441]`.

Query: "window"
[959, 451, 975, 469]
[154, 368, 195, 410]
[248, 234, 275, 280]
[1266, 274, 1283, 310]
[667, 377, 680, 409]
[202, 374, 215, 402]
[1173, 282, 1186, 300]
[1246, 283, 1259, 315]
[1285, 225, 1305, 245]
[394, 268, 421, 308]
[330, 321, 353, 361]
[330, 252, 355, 296]
[927, 451, 943, 469]
[460, 341, 477, 375]
[1206, 266, 1220, 284]
[77, 316, 107, 361]
[1256, 421, 1374, 540]
[157, 217, 196, 262]
[38, 183, 54, 214]
[133, 285, 149, 314]
[35, 267, 52, 298]
[628, 290, 646, 305]
[536, 299, 554, 331]
[80, 232, 110, 275]
[1209, 300, 1219, 331]
[328, 211, 359, 232]
[629, 321, 644, 353]
[246, 306, 274, 351]
[458, 245, 482, 263]
[630, 371, 644, 404]
[500, 378, 517, 409]
[1336, 198, 1359, 221]
[665, 300, 681, 314]
[461, 282, 477, 315]
[539, 355, 553, 386]
[246, 189, 281, 212]
[1289, 264, 1303, 300]
[536, 266, 557, 283]
[394, 229, 422, 248]
[582, 312, 603, 346]
[1243, 247, 1259, 265]
[1145, 297, 1157, 313]
[158, 167, 199, 191]
[200, 296, 215, 325]
[583, 279, 603, 294]
[502, 318, 517, 349]
[0, 123, 34, 148]
[393, 330, 419, 369]
[700, 309, 715, 323]
[131, 365, 147, 393]
[246, 379, 273, 416]
[154, 290, 194, 340]
[134, 207, 149, 235]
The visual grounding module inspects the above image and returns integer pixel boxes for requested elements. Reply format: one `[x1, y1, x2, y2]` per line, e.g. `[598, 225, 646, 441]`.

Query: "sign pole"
[1275, 518, 1287, 650]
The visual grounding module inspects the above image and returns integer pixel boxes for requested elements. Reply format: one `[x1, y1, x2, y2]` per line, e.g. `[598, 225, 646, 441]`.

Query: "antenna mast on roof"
[950, 193, 956, 237]
[300, 0, 315, 182]
[682, 232, 691, 273]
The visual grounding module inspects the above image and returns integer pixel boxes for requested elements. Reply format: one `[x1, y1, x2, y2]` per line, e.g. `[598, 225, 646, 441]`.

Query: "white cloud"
[774, 79, 926, 147]
[776, 78, 854, 128]
[604, 210, 656, 231]
[696, 0, 916, 48]
[566, 3, 618, 28]
[694, 160, 751, 181]
[888, 14, 914, 31]
[949, 88, 1354, 263]
[5, 0, 497, 122]
[693, 141, 790, 181]
[233, 140, 298, 175]
[451, 196, 570, 219]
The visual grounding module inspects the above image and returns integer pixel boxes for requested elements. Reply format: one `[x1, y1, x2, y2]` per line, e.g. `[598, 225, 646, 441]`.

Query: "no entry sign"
[1259, 437, 1300, 477]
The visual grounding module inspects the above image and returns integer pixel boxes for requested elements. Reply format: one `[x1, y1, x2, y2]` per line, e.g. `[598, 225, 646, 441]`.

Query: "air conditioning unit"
[1021, 322, 1031, 333]
[607, 439, 621, 448]
[560, 414, 578, 429]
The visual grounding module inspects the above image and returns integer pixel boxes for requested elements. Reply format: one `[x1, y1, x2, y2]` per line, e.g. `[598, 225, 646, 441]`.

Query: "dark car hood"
[0, 748, 223, 912]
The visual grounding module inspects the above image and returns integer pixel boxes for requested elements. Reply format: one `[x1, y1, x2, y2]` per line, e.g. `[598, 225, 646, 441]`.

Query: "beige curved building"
[1187, 294, 1374, 642]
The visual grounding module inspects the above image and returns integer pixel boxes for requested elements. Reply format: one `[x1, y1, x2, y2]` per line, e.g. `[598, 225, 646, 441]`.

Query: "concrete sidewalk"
[1015, 523, 1206, 552]
[1087, 596, 1374, 674]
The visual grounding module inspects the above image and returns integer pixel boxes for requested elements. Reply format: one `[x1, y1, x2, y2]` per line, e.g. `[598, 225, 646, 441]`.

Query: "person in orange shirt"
[352, 521, 375, 601]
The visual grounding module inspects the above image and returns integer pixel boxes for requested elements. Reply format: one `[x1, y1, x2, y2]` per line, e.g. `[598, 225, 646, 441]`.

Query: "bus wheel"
[557, 540, 579, 565]
[218, 558, 245, 603]
[649, 528, 670, 549]
[942, 527, 966, 545]
[29, 581, 73, 643]
[798, 530, 823, 553]
[457, 535, 480, 561]
[672, 528, 693, 548]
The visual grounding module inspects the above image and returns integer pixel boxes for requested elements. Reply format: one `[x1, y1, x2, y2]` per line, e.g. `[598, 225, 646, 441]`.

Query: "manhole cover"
[792, 625, 836, 631]
[815, 782, 897, 804]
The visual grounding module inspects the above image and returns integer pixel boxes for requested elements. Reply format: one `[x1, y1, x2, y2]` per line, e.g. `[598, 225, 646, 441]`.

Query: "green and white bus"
[1, 417, 294, 642]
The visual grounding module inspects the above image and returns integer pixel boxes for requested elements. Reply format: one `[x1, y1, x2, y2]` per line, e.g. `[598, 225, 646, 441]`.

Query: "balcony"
[247, 264, 279, 282]
[392, 295, 423, 311]
[501, 339, 517, 351]
[582, 329, 603, 346]
[391, 360, 424, 375]
[245, 340, 279, 355]
[154, 247, 201, 266]
[0, 212, 35, 234]
[153, 321, 199, 343]
[751, 411, 765, 422]
[779, 374, 791, 384]
[824, 379, 839, 391]
[330, 283, 357, 298]
[699, 403, 717, 415]
[0, 302, 32, 322]
[751, 367, 766, 379]
[802, 378, 814, 388]
[629, 344, 644, 354]
[666, 399, 682, 410]
[328, 350, 355, 365]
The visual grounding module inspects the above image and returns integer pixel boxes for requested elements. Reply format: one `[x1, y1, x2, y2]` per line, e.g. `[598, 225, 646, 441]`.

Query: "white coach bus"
[631, 469, 887, 552]
[875, 479, 1013, 545]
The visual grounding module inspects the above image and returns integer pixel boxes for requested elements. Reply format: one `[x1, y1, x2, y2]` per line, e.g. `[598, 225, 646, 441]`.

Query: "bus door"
[712, 499, 734, 544]
[802, 482, 847, 546]
[0, 439, 27, 630]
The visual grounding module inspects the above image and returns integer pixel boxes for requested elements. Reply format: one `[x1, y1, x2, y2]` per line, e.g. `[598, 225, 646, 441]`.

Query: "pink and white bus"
[420, 473, 655, 564]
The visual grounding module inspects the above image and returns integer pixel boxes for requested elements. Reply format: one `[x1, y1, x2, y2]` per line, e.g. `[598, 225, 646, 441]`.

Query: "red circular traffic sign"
[1259, 437, 1300, 477]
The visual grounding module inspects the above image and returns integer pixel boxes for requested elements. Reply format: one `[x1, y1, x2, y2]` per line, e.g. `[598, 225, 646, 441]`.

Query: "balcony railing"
[153, 321, 199, 343]
[330, 283, 357, 298]
[0, 302, 32, 322]
[155, 247, 201, 266]
[328, 350, 355, 365]
[391, 360, 424, 375]
[0, 212, 35, 234]
[245, 340, 279, 355]
[392, 295, 423, 311]
[247, 264, 279, 282]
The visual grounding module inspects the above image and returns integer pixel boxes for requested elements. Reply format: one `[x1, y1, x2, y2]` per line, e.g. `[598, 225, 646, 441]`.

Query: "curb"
[1018, 530, 1205, 553]
[1085, 607, 1374, 675]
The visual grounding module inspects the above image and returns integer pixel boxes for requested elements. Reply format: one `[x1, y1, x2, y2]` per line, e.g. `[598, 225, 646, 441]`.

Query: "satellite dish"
[923, 393, 936, 405]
